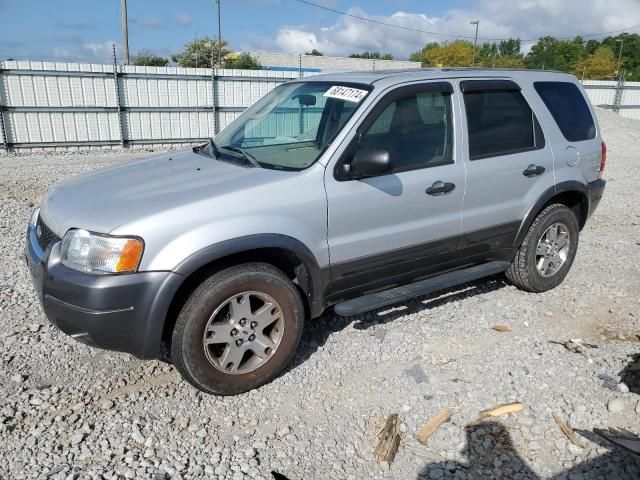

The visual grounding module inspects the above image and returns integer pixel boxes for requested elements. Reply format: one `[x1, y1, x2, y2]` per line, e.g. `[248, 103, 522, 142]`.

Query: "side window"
[534, 81, 596, 142]
[463, 87, 544, 160]
[356, 88, 454, 172]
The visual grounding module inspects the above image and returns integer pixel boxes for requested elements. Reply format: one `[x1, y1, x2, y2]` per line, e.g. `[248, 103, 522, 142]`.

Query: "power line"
[292, 0, 640, 43]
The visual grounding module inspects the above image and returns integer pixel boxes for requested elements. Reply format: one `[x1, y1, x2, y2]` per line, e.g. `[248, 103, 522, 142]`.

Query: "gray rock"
[404, 364, 429, 384]
[608, 398, 626, 413]
[617, 382, 630, 393]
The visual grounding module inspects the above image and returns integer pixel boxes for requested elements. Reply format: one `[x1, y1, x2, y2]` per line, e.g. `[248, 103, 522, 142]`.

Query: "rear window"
[463, 88, 544, 160]
[534, 82, 596, 142]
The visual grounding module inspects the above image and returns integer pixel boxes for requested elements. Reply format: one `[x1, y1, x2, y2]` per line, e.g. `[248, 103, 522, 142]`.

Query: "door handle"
[426, 181, 456, 196]
[523, 164, 546, 177]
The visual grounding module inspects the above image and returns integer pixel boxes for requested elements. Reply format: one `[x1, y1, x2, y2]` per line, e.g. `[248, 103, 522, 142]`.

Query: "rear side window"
[534, 82, 596, 142]
[463, 86, 544, 160]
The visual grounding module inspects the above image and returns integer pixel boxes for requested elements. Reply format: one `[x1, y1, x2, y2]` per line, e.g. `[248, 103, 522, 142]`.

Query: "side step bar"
[333, 261, 511, 317]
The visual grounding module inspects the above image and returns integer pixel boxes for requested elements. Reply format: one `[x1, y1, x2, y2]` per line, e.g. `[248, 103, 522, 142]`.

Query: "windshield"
[211, 81, 371, 171]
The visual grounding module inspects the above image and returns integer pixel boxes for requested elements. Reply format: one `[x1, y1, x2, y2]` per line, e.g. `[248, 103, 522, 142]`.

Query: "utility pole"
[215, 0, 222, 67]
[121, 0, 129, 65]
[616, 38, 624, 79]
[470, 20, 479, 66]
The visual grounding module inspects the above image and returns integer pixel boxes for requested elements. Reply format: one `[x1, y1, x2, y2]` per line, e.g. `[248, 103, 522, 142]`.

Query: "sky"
[1, 0, 640, 64]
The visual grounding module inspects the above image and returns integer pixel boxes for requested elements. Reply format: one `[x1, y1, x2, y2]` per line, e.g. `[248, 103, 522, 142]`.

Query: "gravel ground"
[1, 108, 639, 480]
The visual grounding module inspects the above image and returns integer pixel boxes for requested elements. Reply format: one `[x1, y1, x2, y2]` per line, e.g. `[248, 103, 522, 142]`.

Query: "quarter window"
[534, 81, 596, 142]
[356, 88, 454, 172]
[463, 87, 544, 160]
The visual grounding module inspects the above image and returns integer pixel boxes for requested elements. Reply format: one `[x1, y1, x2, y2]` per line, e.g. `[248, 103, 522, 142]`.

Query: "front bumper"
[25, 220, 183, 359]
[587, 178, 606, 218]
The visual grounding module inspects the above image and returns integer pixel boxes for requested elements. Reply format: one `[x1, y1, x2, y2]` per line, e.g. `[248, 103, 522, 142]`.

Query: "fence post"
[112, 45, 126, 147]
[613, 69, 626, 114]
[212, 67, 219, 136]
[0, 67, 8, 151]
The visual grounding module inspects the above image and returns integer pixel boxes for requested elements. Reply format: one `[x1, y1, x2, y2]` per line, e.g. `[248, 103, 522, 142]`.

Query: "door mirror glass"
[350, 148, 392, 179]
[294, 94, 317, 106]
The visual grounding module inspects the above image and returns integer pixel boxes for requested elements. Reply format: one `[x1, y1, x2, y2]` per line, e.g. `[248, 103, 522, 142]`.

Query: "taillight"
[600, 142, 607, 175]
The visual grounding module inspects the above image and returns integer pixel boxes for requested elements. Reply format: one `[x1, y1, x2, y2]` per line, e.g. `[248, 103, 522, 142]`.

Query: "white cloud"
[177, 13, 191, 26]
[53, 41, 121, 64]
[273, 1, 640, 58]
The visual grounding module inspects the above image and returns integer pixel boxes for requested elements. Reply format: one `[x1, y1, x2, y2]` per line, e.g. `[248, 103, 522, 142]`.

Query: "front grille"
[36, 215, 60, 250]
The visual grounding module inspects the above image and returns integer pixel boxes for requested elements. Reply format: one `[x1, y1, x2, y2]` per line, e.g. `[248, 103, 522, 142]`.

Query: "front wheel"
[506, 203, 580, 293]
[171, 263, 305, 395]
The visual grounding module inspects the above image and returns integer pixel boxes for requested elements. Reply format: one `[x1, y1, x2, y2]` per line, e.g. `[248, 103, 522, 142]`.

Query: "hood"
[40, 149, 291, 236]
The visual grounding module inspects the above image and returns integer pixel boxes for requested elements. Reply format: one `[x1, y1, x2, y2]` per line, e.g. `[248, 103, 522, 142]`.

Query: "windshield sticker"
[323, 86, 368, 103]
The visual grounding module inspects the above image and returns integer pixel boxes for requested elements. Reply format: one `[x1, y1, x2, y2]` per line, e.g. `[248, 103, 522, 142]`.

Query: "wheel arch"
[514, 181, 589, 248]
[158, 234, 325, 359]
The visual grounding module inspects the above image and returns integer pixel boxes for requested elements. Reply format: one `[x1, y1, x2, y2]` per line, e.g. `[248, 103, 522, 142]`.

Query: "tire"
[506, 203, 580, 293]
[171, 262, 305, 395]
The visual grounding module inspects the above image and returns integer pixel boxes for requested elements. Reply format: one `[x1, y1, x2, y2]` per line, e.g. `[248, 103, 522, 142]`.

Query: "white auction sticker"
[323, 85, 368, 103]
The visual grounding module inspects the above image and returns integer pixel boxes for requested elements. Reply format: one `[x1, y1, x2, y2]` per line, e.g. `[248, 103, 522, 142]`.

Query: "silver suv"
[26, 69, 606, 395]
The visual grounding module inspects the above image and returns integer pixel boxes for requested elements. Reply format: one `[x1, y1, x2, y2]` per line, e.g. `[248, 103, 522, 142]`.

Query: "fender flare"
[173, 233, 326, 316]
[514, 181, 589, 248]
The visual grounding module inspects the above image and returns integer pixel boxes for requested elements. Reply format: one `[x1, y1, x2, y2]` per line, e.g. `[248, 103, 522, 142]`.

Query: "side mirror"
[294, 94, 317, 106]
[350, 148, 392, 179]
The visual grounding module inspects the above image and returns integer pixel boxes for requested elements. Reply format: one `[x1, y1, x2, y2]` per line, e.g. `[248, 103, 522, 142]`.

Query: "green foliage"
[409, 42, 439, 64]
[524, 36, 585, 71]
[224, 52, 262, 70]
[408, 33, 640, 80]
[410, 40, 474, 67]
[172, 36, 231, 68]
[349, 51, 393, 60]
[132, 50, 169, 67]
[305, 49, 324, 56]
[600, 33, 640, 78]
[573, 46, 617, 79]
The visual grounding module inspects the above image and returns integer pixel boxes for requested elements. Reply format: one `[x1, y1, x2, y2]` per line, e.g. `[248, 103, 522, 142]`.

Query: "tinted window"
[357, 89, 453, 172]
[463, 89, 544, 160]
[534, 81, 596, 142]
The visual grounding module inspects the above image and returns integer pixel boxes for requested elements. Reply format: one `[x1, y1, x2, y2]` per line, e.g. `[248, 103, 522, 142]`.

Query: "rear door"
[458, 79, 553, 259]
[324, 81, 466, 301]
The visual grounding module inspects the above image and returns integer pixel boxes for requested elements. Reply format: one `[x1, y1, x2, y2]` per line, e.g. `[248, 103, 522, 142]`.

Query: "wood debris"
[491, 324, 511, 332]
[468, 402, 525, 426]
[415, 407, 453, 445]
[553, 414, 586, 448]
[373, 414, 402, 463]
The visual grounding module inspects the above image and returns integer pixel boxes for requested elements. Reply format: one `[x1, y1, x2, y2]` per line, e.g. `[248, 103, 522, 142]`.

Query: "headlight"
[60, 229, 144, 274]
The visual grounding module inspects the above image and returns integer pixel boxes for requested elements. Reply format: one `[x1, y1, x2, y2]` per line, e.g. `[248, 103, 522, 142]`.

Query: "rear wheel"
[506, 203, 579, 293]
[171, 263, 304, 395]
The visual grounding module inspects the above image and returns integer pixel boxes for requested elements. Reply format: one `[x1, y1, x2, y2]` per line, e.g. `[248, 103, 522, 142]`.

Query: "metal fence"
[1, 60, 639, 152]
[0, 60, 319, 151]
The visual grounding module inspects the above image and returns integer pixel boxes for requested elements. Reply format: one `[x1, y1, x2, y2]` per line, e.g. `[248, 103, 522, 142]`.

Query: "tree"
[423, 41, 474, 67]
[498, 39, 522, 58]
[349, 51, 393, 60]
[224, 52, 262, 70]
[525, 36, 585, 72]
[305, 49, 323, 56]
[601, 33, 640, 78]
[132, 49, 169, 67]
[172, 36, 231, 67]
[573, 46, 617, 79]
[409, 42, 439, 65]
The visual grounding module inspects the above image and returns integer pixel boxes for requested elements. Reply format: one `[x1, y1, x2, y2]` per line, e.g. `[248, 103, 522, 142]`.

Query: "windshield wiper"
[221, 145, 261, 168]
[193, 138, 221, 160]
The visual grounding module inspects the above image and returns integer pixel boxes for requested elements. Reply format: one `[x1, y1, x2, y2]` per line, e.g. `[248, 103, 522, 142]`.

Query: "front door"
[324, 81, 466, 302]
